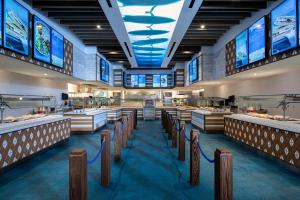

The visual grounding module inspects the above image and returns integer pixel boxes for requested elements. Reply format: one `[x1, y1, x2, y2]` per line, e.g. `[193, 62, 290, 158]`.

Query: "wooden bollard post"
[178, 121, 185, 161]
[127, 115, 131, 139]
[190, 129, 200, 185]
[171, 118, 177, 148]
[114, 121, 122, 161]
[134, 109, 137, 129]
[101, 130, 111, 187]
[122, 117, 128, 148]
[214, 149, 233, 200]
[131, 112, 134, 135]
[69, 149, 87, 200]
[168, 115, 172, 140]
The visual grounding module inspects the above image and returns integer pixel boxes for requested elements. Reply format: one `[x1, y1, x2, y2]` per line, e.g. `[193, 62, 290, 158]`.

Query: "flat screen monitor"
[153, 75, 161, 88]
[271, 0, 297, 55]
[131, 75, 138, 87]
[249, 17, 266, 63]
[51, 29, 64, 68]
[100, 58, 109, 82]
[189, 58, 198, 82]
[138, 75, 146, 87]
[4, 0, 29, 55]
[0, 2, 2, 46]
[33, 16, 51, 63]
[235, 30, 249, 68]
[161, 75, 168, 87]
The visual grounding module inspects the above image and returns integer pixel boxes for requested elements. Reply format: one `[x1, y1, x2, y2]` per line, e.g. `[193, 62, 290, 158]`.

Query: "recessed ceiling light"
[254, 73, 257, 76]
[182, 51, 192, 54]
[96, 25, 101, 29]
[109, 51, 118, 54]
[200, 24, 206, 29]
[44, 73, 48, 76]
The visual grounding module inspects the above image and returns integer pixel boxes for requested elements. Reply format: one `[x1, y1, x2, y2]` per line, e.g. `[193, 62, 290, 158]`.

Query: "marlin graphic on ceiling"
[117, 0, 185, 67]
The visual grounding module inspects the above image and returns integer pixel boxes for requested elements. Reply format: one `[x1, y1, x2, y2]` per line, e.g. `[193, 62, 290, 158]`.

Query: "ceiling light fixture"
[200, 24, 206, 29]
[44, 73, 48, 76]
[96, 25, 101, 29]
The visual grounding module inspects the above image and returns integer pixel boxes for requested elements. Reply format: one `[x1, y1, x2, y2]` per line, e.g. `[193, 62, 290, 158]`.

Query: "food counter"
[192, 110, 232, 132]
[176, 107, 197, 122]
[224, 114, 300, 168]
[64, 109, 107, 132]
[101, 108, 122, 122]
[155, 107, 177, 119]
[122, 107, 143, 119]
[0, 115, 71, 169]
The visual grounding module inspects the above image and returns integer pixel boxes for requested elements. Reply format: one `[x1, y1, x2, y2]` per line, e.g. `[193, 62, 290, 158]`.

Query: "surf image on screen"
[235, 30, 248, 68]
[100, 59, 109, 82]
[51, 29, 64, 68]
[4, 0, 29, 55]
[131, 75, 138, 87]
[153, 75, 161, 87]
[161, 75, 168, 87]
[271, 0, 297, 55]
[34, 16, 51, 63]
[189, 58, 198, 82]
[249, 17, 266, 63]
[138, 75, 146, 87]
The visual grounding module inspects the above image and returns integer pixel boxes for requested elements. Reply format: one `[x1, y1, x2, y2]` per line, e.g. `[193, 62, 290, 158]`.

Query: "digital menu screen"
[100, 59, 109, 82]
[271, 0, 297, 55]
[235, 30, 249, 68]
[0, 2, 2, 46]
[161, 75, 168, 87]
[249, 17, 266, 63]
[131, 75, 138, 87]
[189, 58, 198, 82]
[138, 75, 146, 87]
[34, 16, 51, 63]
[4, 0, 29, 55]
[51, 29, 64, 68]
[153, 75, 161, 88]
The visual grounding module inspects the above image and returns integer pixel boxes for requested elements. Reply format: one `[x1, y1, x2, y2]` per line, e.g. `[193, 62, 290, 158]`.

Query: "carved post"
[134, 109, 138, 129]
[172, 118, 177, 148]
[127, 115, 131, 139]
[215, 149, 233, 200]
[122, 117, 128, 148]
[190, 129, 200, 185]
[69, 149, 87, 200]
[178, 121, 185, 161]
[101, 130, 111, 187]
[168, 114, 172, 140]
[114, 121, 122, 161]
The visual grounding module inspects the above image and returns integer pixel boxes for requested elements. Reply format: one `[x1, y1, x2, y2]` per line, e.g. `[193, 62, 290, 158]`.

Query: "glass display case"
[235, 94, 300, 120]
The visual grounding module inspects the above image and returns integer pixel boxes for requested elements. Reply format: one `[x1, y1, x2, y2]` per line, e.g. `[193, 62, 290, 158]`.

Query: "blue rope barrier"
[196, 141, 215, 163]
[183, 126, 191, 142]
[87, 139, 106, 165]
[112, 126, 117, 141]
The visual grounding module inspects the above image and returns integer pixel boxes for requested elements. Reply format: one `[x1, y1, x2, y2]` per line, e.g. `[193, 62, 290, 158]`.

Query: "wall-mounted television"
[138, 75, 146, 87]
[271, 0, 297, 55]
[100, 58, 109, 82]
[189, 58, 198, 82]
[131, 75, 138, 87]
[153, 75, 161, 88]
[161, 75, 168, 87]
[235, 30, 249, 68]
[249, 17, 266, 64]
[51, 29, 64, 68]
[33, 16, 51, 63]
[4, 0, 29, 55]
[0, 2, 2, 46]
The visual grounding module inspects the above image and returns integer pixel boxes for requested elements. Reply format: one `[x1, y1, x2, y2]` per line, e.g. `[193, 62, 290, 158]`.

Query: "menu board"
[100, 58, 109, 82]
[249, 17, 266, 63]
[161, 75, 168, 87]
[189, 58, 198, 82]
[271, 0, 297, 55]
[4, 0, 29, 55]
[153, 75, 161, 87]
[235, 30, 249, 68]
[131, 75, 138, 87]
[51, 29, 64, 68]
[138, 75, 146, 87]
[34, 16, 51, 63]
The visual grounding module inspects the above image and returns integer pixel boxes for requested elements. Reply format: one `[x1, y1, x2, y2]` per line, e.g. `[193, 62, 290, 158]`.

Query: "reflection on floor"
[0, 120, 300, 200]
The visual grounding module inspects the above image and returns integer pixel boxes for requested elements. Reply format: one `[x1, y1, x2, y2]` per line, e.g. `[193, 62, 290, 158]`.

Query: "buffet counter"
[100, 108, 122, 122]
[224, 114, 300, 168]
[176, 107, 197, 122]
[155, 107, 177, 119]
[64, 109, 107, 132]
[0, 115, 71, 169]
[121, 107, 143, 119]
[192, 110, 232, 132]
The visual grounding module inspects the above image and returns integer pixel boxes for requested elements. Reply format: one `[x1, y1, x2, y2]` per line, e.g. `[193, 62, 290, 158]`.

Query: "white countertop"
[0, 115, 68, 135]
[65, 109, 107, 116]
[225, 114, 300, 133]
[192, 109, 232, 115]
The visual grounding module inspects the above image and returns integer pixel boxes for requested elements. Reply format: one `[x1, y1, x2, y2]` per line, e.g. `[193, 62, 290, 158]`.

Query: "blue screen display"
[189, 58, 198, 82]
[4, 0, 29, 55]
[271, 0, 297, 55]
[51, 29, 64, 68]
[131, 75, 138, 87]
[235, 30, 249, 68]
[249, 17, 266, 63]
[138, 75, 146, 87]
[0, 1, 2, 46]
[34, 16, 51, 63]
[153, 75, 161, 88]
[100, 59, 109, 82]
[161, 75, 168, 87]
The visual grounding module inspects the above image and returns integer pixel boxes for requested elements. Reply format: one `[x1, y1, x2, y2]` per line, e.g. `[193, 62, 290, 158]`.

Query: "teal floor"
[0, 120, 300, 200]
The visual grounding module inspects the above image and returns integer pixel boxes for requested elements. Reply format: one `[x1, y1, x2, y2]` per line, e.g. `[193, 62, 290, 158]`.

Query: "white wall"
[0, 71, 68, 117]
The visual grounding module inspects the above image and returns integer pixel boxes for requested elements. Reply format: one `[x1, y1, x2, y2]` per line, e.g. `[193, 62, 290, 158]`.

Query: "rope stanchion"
[196, 140, 215, 163]
[112, 126, 117, 141]
[101, 130, 111, 187]
[87, 138, 106, 165]
[114, 121, 122, 161]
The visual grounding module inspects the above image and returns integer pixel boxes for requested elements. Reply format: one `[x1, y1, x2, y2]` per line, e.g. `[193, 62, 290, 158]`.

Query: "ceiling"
[30, 0, 276, 68]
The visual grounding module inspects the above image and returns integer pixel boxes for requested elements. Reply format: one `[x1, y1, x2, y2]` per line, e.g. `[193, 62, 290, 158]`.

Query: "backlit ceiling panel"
[117, 0, 185, 67]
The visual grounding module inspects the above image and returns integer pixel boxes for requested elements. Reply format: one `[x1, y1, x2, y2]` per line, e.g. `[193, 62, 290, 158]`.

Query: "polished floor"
[0, 120, 299, 200]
